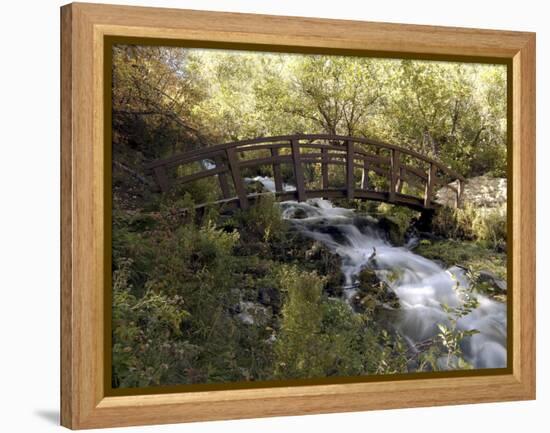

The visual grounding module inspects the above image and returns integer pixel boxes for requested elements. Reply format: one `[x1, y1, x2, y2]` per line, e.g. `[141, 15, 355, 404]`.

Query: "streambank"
[280, 197, 507, 369]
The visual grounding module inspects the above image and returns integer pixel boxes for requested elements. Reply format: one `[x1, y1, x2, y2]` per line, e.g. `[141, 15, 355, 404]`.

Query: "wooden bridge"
[145, 134, 465, 212]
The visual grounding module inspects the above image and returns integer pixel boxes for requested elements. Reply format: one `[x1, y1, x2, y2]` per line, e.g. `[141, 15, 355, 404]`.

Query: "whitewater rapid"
[247, 177, 508, 370]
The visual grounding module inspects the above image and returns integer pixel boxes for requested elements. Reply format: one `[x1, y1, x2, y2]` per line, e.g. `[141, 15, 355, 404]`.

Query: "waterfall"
[248, 178, 507, 370]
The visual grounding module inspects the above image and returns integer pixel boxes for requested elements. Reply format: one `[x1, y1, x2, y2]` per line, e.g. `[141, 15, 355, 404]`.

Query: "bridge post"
[214, 155, 231, 199]
[397, 167, 405, 193]
[152, 166, 170, 192]
[225, 147, 249, 209]
[290, 139, 306, 202]
[389, 149, 400, 202]
[417, 208, 435, 232]
[361, 159, 369, 190]
[321, 147, 329, 191]
[270, 147, 284, 193]
[346, 140, 355, 200]
[424, 163, 437, 208]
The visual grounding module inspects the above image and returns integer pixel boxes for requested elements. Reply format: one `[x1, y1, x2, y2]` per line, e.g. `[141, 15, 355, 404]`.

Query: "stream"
[248, 176, 508, 370]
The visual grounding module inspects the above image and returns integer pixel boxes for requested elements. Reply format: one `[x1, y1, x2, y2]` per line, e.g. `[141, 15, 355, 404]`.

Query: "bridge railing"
[144, 134, 465, 211]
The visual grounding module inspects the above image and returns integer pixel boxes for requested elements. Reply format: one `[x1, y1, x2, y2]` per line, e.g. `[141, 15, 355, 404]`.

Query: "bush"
[274, 266, 381, 379]
[432, 203, 506, 250]
[233, 193, 286, 243]
[273, 266, 326, 379]
[112, 259, 197, 388]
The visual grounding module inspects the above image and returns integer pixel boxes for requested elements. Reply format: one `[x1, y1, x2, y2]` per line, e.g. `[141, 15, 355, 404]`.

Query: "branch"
[113, 161, 153, 186]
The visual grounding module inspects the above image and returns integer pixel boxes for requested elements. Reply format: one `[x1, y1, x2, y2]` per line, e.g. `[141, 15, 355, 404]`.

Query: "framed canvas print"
[60, 2, 536, 429]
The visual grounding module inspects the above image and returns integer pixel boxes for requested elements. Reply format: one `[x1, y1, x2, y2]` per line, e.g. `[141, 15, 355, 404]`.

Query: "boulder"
[286, 207, 308, 219]
[245, 180, 266, 194]
[237, 301, 272, 326]
[476, 270, 507, 293]
[352, 268, 400, 313]
[377, 216, 404, 246]
[305, 241, 345, 297]
[257, 286, 281, 313]
[436, 175, 507, 209]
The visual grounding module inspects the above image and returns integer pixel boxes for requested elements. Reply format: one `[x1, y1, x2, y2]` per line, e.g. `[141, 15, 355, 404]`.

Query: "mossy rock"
[353, 268, 400, 313]
[304, 241, 345, 296]
[377, 216, 404, 246]
[257, 286, 281, 313]
[246, 180, 266, 194]
[357, 268, 380, 289]
[473, 270, 507, 298]
[286, 207, 308, 219]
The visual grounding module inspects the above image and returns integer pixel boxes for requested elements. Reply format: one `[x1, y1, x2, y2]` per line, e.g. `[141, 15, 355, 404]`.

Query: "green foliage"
[436, 293, 480, 370]
[274, 266, 369, 378]
[112, 258, 197, 387]
[231, 194, 286, 243]
[432, 203, 507, 250]
[414, 239, 506, 280]
[375, 330, 409, 374]
[274, 266, 326, 378]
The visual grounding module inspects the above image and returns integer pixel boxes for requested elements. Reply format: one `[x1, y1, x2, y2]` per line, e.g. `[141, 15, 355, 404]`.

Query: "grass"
[414, 238, 506, 280]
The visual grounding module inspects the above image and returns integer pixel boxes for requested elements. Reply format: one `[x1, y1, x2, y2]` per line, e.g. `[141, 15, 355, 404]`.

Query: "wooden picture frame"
[61, 2, 536, 429]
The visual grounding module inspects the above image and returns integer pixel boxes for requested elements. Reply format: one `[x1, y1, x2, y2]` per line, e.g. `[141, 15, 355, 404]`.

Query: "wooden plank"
[175, 166, 227, 187]
[321, 148, 329, 190]
[225, 148, 249, 209]
[361, 159, 369, 190]
[299, 142, 349, 152]
[60, 5, 74, 428]
[346, 140, 355, 200]
[397, 167, 405, 193]
[153, 166, 170, 192]
[423, 163, 437, 208]
[239, 154, 292, 168]
[290, 139, 306, 201]
[389, 149, 400, 202]
[271, 148, 284, 193]
[512, 35, 536, 397]
[146, 133, 465, 182]
[214, 156, 231, 199]
[235, 142, 288, 152]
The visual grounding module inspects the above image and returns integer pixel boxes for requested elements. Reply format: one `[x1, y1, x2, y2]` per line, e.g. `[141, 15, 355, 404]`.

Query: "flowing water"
[247, 177, 507, 370]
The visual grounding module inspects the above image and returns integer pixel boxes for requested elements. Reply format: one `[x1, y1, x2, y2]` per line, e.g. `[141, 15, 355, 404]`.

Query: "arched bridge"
[145, 134, 465, 212]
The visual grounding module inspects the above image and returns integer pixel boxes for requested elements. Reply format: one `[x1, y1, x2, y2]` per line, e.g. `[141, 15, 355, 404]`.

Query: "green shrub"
[274, 266, 326, 379]
[112, 258, 197, 388]
[233, 193, 286, 243]
[274, 266, 381, 379]
[432, 203, 506, 250]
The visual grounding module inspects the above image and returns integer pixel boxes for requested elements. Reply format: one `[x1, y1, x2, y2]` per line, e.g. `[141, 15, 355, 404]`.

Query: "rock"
[377, 216, 404, 246]
[305, 241, 324, 261]
[287, 207, 308, 219]
[303, 240, 345, 296]
[435, 175, 507, 209]
[352, 268, 400, 313]
[245, 180, 266, 194]
[357, 268, 380, 289]
[495, 241, 507, 253]
[476, 270, 507, 293]
[257, 286, 281, 313]
[352, 216, 378, 233]
[314, 225, 350, 245]
[237, 301, 272, 326]
[325, 273, 345, 297]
